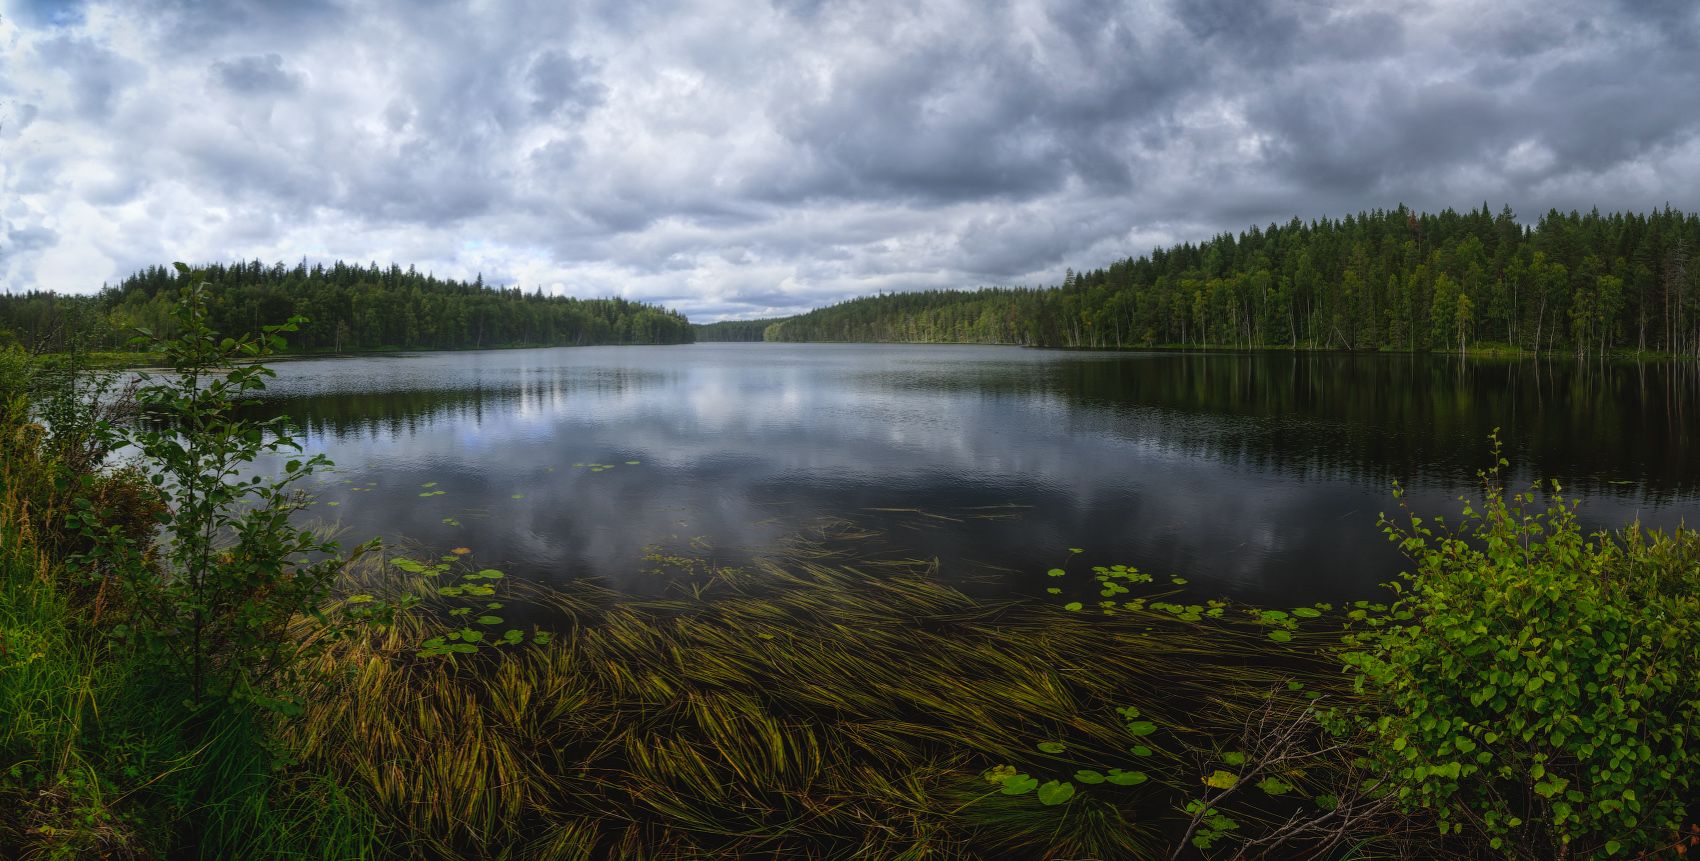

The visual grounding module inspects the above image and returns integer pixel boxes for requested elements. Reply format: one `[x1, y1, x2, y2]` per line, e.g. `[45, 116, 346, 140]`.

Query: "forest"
[766, 206, 1700, 358]
[0, 260, 695, 353]
[691, 317, 789, 341]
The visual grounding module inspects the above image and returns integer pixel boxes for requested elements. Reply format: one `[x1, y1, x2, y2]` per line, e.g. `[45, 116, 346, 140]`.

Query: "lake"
[248, 344, 1699, 606]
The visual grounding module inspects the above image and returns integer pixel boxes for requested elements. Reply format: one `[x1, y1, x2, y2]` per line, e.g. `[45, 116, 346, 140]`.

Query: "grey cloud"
[3, 223, 57, 254]
[526, 50, 605, 119]
[3, 0, 1699, 320]
[211, 53, 304, 94]
[32, 34, 143, 121]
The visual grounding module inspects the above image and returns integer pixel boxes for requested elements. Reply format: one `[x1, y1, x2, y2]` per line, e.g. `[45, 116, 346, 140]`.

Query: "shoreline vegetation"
[4, 269, 1700, 859]
[759, 206, 1700, 360]
[31, 339, 1700, 376]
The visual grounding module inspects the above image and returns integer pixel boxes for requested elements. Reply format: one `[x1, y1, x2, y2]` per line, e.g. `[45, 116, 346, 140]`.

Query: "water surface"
[249, 344, 1699, 605]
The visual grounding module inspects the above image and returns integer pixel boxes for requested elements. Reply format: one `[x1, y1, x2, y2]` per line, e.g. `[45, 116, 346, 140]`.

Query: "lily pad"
[1036, 741, 1066, 754]
[1204, 770, 1239, 790]
[1105, 769, 1148, 786]
[999, 774, 1039, 796]
[1036, 780, 1076, 806]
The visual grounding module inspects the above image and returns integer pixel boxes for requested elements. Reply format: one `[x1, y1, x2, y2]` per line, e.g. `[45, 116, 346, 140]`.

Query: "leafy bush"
[70, 265, 373, 713]
[1343, 441, 1700, 858]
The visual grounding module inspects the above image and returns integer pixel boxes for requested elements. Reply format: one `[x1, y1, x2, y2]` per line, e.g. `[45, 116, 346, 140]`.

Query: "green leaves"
[1344, 440, 1700, 857]
[1103, 768, 1147, 786]
[74, 271, 376, 708]
[1036, 741, 1066, 754]
[998, 774, 1039, 796]
[1035, 780, 1075, 805]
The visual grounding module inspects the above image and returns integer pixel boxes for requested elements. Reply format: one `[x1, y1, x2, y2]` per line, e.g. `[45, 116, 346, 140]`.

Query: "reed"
[285, 529, 1348, 860]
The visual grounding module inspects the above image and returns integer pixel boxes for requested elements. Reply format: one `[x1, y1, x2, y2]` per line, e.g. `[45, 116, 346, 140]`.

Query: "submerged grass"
[286, 524, 1351, 860]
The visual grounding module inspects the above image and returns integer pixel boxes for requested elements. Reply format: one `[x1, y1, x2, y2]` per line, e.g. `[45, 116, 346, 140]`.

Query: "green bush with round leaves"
[1342, 447, 1700, 858]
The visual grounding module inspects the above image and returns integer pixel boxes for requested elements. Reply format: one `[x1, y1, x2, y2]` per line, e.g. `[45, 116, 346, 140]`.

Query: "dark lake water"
[248, 344, 1700, 606]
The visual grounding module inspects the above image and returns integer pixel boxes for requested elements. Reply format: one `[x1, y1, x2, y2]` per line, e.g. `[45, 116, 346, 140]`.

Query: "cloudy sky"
[2, 0, 1697, 320]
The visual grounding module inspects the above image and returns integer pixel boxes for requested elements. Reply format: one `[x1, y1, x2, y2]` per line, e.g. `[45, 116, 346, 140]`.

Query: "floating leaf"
[1105, 769, 1148, 786]
[1222, 752, 1247, 766]
[1126, 721, 1157, 736]
[421, 482, 438, 488]
[1255, 777, 1293, 796]
[984, 765, 1017, 785]
[392, 558, 425, 573]
[511, 494, 525, 499]
[625, 460, 640, 465]
[1128, 745, 1153, 757]
[1291, 607, 1322, 618]
[1074, 770, 1105, 784]
[1045, 587, 1061, 595]
[475, 615, 503, 625]
[1171, 576, 1188, 585]
[1036, 741, 1066, 754]
[999, 774, 1039, 796]
[1267, 630, 1293, 643]
[451, 547, 471, 555]
[1203, 770, 1239, 790]
[1036, 780, 1076, 805]
[1064, 602, 1083, 611]
[1046, 568, 1066, 577]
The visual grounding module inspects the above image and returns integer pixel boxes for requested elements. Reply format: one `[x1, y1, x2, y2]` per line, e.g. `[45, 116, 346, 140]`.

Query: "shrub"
[1342, 441, 1700, 858]
[70, 265, 372, 714]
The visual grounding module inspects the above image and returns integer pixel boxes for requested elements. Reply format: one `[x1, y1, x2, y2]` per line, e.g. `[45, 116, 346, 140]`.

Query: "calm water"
[245, 344, 1699, 605]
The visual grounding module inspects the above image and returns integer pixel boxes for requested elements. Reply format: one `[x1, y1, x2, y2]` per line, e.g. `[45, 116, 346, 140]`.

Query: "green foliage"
[1342, 438, 1700, 857]
[0, 258, 694, 355]
[691, 318, 789, 342]
[763, 205, 1700, 357]
[69, 266, 382, 711]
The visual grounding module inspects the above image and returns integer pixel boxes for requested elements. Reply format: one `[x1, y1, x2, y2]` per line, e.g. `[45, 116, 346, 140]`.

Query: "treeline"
[0, 260, 695, 353]
[692, 318, 789, 342]
[766, 205, 1700, 358]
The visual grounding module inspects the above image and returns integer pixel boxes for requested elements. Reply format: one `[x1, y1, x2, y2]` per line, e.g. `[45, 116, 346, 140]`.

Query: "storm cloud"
[2, 0, 1697, 320]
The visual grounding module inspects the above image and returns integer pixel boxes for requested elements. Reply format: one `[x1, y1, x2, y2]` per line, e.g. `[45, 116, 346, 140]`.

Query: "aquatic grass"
[281, 530, 1349, 859]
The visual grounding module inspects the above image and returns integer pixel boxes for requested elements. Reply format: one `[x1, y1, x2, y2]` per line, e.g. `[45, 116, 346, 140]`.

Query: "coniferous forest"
[0, 260, 694, 354]
[766, 206, 1700, 358]
[691, 318, 789, 342]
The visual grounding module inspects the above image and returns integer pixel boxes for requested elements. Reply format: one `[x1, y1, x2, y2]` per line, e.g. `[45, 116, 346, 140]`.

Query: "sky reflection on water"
[248, 345, 1699, 605]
